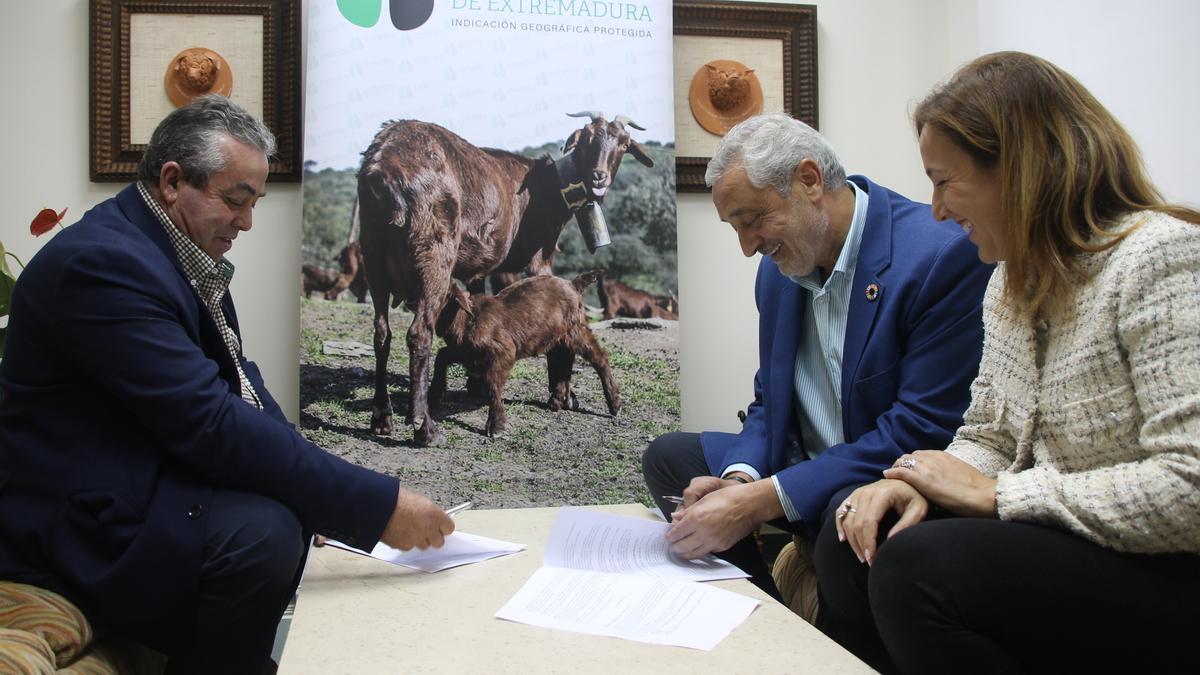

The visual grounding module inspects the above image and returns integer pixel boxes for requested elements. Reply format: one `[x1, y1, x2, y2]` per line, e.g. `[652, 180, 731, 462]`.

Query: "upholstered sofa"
[772, 535, 820, 625]
[0, 581, 164, 674]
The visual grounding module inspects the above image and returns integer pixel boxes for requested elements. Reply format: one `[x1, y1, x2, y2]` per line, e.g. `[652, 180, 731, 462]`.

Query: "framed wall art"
[673, 1, 818, 192]
[90, 0, 301, 182]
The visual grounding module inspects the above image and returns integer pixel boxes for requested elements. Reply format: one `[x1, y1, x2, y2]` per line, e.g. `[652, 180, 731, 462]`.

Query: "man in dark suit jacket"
[643, 113, 991, 598]
[0, 96, 453, 672]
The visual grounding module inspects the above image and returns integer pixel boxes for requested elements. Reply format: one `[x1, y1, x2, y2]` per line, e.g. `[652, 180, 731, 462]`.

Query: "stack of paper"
[495, 508, 760, 651]
[544, 508, 751, 581]
[325, 531, 525, 573]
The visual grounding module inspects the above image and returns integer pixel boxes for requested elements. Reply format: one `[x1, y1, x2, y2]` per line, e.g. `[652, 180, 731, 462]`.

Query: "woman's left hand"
[836, 479, 929, 566]
[884, 450, 998, 518]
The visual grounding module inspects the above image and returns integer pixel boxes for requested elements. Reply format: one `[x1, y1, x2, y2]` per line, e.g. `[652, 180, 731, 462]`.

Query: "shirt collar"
[789, 180, 869, 290]
[136, 181, 235, 285]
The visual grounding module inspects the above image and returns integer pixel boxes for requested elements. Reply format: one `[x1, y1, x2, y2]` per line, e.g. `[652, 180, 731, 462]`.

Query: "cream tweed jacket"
[947, 211, 1200, 554]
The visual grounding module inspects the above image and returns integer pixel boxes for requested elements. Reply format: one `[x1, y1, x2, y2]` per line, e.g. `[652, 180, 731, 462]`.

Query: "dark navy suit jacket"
[0, 185, 397, 652]
[701, 176, 993, 535]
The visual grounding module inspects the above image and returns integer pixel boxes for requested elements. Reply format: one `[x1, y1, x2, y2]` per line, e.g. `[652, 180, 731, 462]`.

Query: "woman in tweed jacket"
[814, 51, 1200, 674]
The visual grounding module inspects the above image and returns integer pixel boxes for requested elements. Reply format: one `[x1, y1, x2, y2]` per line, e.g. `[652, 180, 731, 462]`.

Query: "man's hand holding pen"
[381, 487, 456, 551]
[665, 474, 783, 560]
[316, 500, 471, 549]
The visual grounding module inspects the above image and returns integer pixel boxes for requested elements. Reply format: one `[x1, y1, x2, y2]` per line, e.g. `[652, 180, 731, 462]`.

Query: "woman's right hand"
[834, 479, 929, 566]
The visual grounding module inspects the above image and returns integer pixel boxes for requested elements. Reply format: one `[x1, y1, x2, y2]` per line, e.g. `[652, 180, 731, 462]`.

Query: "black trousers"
[164, 489, 308, 675]
[642, 431, 802, 601]
[814, 484, 1200, 675]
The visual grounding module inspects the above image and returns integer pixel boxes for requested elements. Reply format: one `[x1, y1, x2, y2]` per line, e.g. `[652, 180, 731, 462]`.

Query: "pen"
[662, 495, 684, 505]
[446, 501, 473, 516]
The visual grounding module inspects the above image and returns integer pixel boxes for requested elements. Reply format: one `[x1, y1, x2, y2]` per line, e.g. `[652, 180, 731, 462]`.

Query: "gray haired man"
[642, 113, 992, 602]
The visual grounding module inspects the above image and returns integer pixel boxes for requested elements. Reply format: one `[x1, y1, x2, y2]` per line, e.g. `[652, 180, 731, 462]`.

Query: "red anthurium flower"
[30, 207, 68, 237]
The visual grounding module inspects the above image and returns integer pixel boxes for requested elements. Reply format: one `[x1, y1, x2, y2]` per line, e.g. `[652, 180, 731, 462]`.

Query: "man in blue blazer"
[0, 97, 453, 672]
[643, 114, 991, 598]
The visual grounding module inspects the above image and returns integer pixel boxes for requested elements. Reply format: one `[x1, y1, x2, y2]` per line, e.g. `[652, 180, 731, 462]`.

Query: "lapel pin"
[865, 283, 880, 302]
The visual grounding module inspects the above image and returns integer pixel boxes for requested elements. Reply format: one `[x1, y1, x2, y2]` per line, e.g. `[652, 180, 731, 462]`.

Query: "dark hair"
[914, 51, 1200, 316]
[137, 94, 276, 189]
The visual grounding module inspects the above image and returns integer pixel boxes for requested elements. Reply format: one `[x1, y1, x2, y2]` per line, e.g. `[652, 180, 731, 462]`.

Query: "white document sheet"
[325, 531, 525, 573]
[495, 567, 760, 651]
[544, 507, 749, 581]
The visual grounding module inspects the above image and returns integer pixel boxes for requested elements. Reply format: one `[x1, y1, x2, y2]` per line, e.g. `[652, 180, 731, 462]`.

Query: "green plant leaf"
[0, 240, 12, 279]
[0, 261, 15, 319]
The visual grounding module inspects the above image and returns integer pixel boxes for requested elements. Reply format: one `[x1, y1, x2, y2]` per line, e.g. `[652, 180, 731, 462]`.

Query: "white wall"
[975, 0, 1200, 205]
[0, 0, 302, 419]
[3, 1, 1194, 433]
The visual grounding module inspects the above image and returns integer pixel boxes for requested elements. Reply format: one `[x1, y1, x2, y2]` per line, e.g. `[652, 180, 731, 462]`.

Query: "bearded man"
[643, 113, 992, 601]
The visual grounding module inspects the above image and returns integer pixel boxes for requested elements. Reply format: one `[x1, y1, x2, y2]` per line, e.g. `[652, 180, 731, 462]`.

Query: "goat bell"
[575, 202, 611, 254]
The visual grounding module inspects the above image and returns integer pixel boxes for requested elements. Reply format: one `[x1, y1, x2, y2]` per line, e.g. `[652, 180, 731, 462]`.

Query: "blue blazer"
[701, 176, 992, 534]
[0, 185, 398, 652]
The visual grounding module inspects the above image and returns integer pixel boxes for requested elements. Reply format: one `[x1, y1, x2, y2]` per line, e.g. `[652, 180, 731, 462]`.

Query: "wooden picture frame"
[90, 0, 301, 182]
[673, 1, 818, 192]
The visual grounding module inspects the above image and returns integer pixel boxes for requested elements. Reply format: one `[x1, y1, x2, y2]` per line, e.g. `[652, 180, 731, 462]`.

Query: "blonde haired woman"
[813, 51, 1200, 674]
